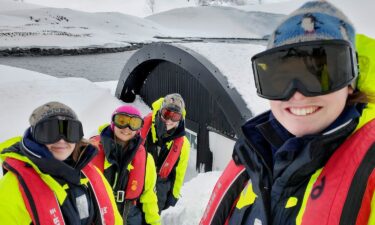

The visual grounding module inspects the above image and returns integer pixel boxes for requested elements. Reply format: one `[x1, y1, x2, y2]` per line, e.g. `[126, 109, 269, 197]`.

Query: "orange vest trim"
[90, 135, 146, 200]
[200, 160, 248, 225]
[4, 158, 65, 225]
[82, 164, 116, 225]
[140, 113, 184, 179]
[301, 119, 375, 225]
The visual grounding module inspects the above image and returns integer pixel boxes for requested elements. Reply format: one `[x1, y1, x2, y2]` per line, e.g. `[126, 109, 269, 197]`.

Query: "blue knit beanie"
[267, 0, 355, 49]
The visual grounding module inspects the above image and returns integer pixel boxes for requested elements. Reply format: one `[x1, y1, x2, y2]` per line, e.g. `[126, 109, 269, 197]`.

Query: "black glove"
[163, 194, 178, 210]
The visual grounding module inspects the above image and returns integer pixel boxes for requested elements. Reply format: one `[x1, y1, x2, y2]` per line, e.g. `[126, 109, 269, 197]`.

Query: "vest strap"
[159, 137, 184, 179]
[90, 134, 146, 200]
[200, 160, 248, 225]
[301, 119, 375, 225]
[4, 158, 65, 225]
[82, 164, 116, 225]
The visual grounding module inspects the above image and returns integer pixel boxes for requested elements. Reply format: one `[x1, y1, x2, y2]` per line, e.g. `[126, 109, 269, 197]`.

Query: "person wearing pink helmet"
[90, 105, 160, 225]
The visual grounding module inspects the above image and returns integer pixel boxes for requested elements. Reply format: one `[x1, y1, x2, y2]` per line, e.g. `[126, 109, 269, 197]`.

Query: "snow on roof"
[178, 42, 269, 115]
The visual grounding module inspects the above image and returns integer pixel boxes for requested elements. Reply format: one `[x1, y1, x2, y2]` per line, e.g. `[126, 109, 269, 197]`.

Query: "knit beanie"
[111, 105, 142, 130]
[162, 93, 185, 113]
[29, 101, 78, 127]
[266, 0, 357, 88]
[267, 0, 355, 49]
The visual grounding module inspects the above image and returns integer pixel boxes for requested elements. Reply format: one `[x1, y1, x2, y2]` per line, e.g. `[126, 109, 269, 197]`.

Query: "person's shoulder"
[0, 171, 21, 197]
[0, 136, 22, 153]
[182, 136, 190, 144]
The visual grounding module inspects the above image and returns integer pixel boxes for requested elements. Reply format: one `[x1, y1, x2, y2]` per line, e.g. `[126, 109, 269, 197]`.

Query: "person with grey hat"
[140, 93, 191, 212]
[201, 1, 375, 225]
[0, 101, 123, 225]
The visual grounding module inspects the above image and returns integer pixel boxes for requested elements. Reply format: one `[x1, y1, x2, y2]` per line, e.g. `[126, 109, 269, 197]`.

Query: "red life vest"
[140, 113, 184, 179]
[201, 119, 375, 225]
[90, 135, 146, 200]
[300, 119, 375, 225]
[3, 158, 116, 225]
[200, 160, 248, 225]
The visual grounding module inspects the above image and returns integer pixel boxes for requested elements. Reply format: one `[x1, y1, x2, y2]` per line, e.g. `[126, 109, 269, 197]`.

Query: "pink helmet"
[110, 105, 142, 130]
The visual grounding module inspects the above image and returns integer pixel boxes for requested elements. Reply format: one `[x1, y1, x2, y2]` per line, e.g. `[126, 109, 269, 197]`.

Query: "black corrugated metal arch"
[115, 43, 252, 171]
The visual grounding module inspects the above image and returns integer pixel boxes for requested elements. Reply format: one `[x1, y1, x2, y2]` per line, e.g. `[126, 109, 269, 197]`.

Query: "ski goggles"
[251, 40, 358, 100]
[32, 118, 84, 144]
[112, 113, 143, 131]
[160, 108, 182, 122]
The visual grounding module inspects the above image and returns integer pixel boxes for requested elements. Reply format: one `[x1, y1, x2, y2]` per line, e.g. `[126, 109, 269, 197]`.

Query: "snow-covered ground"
[1, 0, 374, 224]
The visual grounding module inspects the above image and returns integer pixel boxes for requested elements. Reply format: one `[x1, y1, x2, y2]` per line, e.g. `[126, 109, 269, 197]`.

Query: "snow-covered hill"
[147, 6, 284, 38]
[0, 0, 285, 49]
[0, 6, 167, 49]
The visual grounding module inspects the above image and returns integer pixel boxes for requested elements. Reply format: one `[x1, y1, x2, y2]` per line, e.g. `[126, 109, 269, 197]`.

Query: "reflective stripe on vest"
[90, 135, 146, 200]
[300, 119, 375, 225]
[200, 160, 248, 225]
[3, 158, 65, 225]
[141, 113, 184, 179]
[4, 158, 117, 225]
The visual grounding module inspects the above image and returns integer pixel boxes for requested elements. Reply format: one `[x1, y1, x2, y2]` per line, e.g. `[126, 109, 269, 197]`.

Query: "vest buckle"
[116, 190, 125, 203]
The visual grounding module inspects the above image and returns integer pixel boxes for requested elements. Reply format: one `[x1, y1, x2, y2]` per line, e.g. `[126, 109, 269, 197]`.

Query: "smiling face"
[46, 139, 76, 161]
[270, 87, 352, 137]
[114, 126, 137, 143]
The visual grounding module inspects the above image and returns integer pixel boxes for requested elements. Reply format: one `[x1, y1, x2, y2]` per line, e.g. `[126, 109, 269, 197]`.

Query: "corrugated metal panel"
[141, 61, 235, 138]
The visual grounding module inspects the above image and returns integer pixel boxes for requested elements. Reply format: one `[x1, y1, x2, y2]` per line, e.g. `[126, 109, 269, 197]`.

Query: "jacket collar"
[254, 105, 361, 157]
[237, 106, 359, 182]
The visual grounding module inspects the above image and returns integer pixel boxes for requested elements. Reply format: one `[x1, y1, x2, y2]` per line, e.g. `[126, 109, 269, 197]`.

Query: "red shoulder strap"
[200, 160, 248, 225]
[125, 145, 147, 200]
[82, 164, 116, 225]
[4, 158, 65, 225]
[159, 136, 184, 179]
[140, 113, 153, 145]
[301, 119, 375, 225]
[89, 135, 105, 172]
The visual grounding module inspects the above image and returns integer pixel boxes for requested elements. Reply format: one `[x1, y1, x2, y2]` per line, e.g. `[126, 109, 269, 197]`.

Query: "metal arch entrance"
[115, 43, 252, 171]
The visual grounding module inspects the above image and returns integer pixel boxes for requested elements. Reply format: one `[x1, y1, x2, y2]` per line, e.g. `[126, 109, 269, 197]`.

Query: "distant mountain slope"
[0, 7, 167, 49]
[147, 6, 285, 38]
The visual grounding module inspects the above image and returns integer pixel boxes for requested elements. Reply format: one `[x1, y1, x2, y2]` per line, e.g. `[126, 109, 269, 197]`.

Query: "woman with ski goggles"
[0, 101, 122, 225]
[201, 1, 375, 225]
[90, 105, 160, 225]
[139, 93, 190, 213]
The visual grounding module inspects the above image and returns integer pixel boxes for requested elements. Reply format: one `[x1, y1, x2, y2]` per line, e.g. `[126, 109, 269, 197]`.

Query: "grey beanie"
[267, 0, 355, 49]
[162, 93, 185, 113]
[29, 101, 78, 127]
